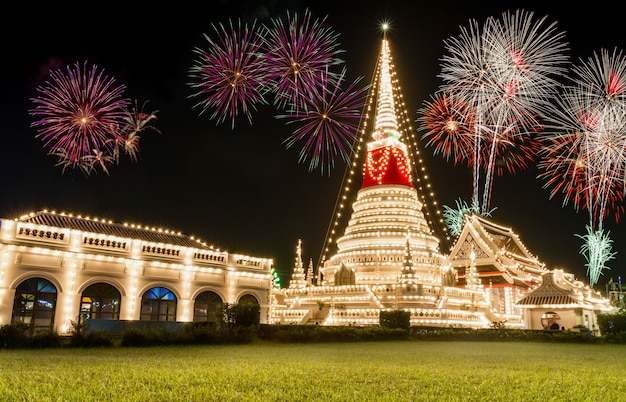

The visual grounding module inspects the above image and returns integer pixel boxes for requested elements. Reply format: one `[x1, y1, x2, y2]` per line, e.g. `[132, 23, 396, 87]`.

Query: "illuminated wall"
[0, 212, 273, 334]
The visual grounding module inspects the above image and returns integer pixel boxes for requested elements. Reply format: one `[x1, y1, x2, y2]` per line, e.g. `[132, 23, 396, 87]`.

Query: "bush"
[30, 329, 64, 348]
[0, 322, 31, 348]
[380, 310, 410, 330]
[597, 311, 626, 335]
[257, 325, 409, 343]
[218, 302, 260, 330]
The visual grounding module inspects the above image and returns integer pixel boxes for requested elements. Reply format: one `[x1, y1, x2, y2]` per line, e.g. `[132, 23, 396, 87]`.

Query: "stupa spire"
[400, 233, 417, 283]
[361, 36, 412, 188]
[373, 39, 400, 141]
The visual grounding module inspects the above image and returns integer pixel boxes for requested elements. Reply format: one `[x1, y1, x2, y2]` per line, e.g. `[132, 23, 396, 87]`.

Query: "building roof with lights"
[517, 270, 612, 311]
[448, 214, 546, 288]
[16, 210, 210, 249]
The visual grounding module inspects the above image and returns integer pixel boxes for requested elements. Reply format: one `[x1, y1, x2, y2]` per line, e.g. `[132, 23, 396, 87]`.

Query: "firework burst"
[577, 225, 617, 287]
[29, 61, 131, 175]
[276, 67, 368, 175]
[538, 47, 626, 286]
[261, 8, 345, 111]
[419, 92, 475, 166]
[443, 198, 479, 237]
[432, 9, 569, 215]
[188, 18, 268, 128]
[539, 48, 626, 228]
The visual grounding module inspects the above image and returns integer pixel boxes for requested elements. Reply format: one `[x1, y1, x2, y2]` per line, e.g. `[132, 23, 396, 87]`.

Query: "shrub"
[257, 324, 409, 343]
[0, 322, 31, 349]
[218, 302, 260, 330]
[30, 329, 64, 348]
[380, 310, 410, 330]
[121, 329, 153, 347]
[597, 311, 626, 335]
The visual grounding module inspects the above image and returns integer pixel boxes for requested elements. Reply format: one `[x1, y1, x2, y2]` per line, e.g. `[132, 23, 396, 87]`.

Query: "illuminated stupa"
[271, 34, 491, 327]
[269, 32, 612, 330]
[319, 38, 443, 287]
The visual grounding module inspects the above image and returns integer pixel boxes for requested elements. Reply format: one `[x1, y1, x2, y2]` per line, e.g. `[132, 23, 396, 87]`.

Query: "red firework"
[537, 133, 625, 225]
[419, 92, 475, 166]
[419, 92, 541, 176]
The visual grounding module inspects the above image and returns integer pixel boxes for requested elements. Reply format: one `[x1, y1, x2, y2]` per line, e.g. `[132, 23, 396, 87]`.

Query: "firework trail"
[29, 61, 131, 175]
[188, 18, 269, 128]
[426, 9, 569, 216]
[276, 67, 368, 175]
[538, 48, 626, 286]
[260, 8, 345, 111]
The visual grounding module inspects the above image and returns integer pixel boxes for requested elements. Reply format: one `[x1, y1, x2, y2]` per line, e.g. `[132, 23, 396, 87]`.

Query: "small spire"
[290, 239, 307, 289]
[400, 235, 416, 282]
[306, 258, 315, 287]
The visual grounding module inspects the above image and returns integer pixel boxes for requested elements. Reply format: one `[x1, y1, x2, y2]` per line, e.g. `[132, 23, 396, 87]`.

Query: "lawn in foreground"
[0, 340, 623, 401]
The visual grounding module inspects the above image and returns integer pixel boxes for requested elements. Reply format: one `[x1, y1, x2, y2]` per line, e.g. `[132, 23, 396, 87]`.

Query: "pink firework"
[261, 8, 345, 111]
[276, 67, 368, 175]
[29, 61, 130, 175]
[188, 18, 268, 128]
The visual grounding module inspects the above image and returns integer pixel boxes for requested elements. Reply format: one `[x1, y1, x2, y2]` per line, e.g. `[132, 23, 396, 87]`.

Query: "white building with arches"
[0, 210, 273, 334]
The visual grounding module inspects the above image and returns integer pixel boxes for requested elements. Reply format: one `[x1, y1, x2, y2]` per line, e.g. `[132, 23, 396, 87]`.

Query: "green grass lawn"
[0, 340, 624, 401]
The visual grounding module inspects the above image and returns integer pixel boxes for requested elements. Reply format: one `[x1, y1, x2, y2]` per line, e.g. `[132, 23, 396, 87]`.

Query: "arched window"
[194, 291, 223, 322]
[80, 283, 121, 322]
[12, 277, 57, 332]
[238, 294, 258, 304]
[541, 311, 561, 330]
[141, 287, 177, 321]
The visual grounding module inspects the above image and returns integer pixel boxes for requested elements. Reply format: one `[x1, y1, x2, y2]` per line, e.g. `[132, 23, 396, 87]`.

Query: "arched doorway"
[141, 287, 177, 321]
[12, 277, 57, 332]
[194, 291, 222, 322]
[80, 282, 121, 322]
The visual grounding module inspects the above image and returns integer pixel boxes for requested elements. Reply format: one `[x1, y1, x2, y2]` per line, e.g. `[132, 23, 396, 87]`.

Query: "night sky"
[2, 1, 625, 287]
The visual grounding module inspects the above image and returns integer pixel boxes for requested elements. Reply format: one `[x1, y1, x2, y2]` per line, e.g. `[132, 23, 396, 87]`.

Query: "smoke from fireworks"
[188, 18, 269, 128]
[425, 9, 569, 216]
[276, 67, 368, 175]
[538, 48, 626, 286]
